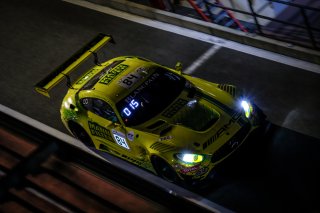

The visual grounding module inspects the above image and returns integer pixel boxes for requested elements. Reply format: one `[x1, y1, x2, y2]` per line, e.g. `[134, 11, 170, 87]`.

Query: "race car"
[35, 34, 265, 185]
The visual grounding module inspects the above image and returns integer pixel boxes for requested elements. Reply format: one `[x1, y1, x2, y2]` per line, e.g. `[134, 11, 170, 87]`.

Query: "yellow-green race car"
[35, 34, 265, 185]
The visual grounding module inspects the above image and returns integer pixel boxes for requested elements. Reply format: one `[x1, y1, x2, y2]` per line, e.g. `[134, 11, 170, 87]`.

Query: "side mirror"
[109, 120, 122, 129]
[112, 117, 120, 124]
[175, 62, 182, 74]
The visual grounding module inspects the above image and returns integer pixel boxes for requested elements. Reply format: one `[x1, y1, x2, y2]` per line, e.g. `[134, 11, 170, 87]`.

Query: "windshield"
[116, 67, 186, 126]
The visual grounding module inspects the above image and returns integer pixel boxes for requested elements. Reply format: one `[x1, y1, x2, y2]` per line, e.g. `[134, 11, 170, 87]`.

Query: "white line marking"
[184, 45, 221, 74]
[63, 0, 320, 74]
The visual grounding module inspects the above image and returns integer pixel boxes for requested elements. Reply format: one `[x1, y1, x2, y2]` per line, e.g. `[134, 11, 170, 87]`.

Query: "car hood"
[139, 85, 246, 153]
[167, 98, 219, 131]
[144, 93, 241, 150]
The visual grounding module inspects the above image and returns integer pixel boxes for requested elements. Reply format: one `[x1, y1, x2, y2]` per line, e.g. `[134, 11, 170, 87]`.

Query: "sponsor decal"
[99, 64, 129, 85]
[158, 135, 173, 142]
[203, 112, 242, 150]
[88, 121, 113, 141]
[112, 129, 130, 150]
[179, 165, 200, 174]
[127, 131, 134, 141]
[82, 98, 89, 105]
[125, 72, 160, 102]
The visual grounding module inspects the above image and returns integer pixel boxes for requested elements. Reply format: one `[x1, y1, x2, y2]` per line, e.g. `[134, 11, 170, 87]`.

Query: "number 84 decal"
[112, 129, 130, 150]
[119, 73, 142, 89]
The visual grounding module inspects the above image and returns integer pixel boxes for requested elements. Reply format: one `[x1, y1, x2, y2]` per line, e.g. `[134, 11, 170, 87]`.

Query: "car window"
[81, 98, 118, 123]
[116, 66, 186, 126]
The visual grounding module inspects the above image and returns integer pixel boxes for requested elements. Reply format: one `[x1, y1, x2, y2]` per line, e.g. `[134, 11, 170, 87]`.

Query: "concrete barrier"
[87, 0, 320, 64]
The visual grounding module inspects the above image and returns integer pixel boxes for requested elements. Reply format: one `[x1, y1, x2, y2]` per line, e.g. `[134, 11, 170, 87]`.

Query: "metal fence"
[151, 0, 320, 50]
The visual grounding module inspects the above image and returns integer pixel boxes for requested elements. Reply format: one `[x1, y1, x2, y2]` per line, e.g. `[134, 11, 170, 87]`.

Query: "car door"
[80, 97, 127, 151]
[80, 97, 146, 163]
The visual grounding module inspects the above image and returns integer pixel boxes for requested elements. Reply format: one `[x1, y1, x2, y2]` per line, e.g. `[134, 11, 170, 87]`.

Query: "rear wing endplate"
[34, 33, 114, 98]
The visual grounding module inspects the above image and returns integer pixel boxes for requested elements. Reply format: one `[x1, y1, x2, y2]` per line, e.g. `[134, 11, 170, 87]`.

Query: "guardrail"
[85, 0, 320, 65]
[194, 0, 320, 50]
[0, 104, 232, 212]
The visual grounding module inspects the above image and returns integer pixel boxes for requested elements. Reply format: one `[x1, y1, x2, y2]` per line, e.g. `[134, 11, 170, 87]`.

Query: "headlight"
[176, 153, 204, 164]
[241, 100, 253, 118]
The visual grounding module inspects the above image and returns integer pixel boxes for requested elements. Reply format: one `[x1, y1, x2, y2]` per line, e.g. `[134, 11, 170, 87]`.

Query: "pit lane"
[0, 0, 319, 212]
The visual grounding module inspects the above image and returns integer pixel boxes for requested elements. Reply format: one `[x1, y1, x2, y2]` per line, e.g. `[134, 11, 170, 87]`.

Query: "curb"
[87, 0, 320, 65]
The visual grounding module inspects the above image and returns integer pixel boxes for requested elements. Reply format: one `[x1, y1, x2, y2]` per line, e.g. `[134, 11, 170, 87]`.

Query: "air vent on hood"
[150, 142, 175, 152]
[162, 99, 188, 118]
[218, 84, 236, 97]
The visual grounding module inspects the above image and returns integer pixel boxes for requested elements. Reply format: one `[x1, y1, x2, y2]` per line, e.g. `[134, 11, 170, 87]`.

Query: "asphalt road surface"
[1, 0, 320, 212]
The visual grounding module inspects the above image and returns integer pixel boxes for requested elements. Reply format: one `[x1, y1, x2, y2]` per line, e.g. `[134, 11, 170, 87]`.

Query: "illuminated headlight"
[241, 100, 253, 118]
[176, 153, 204, 164]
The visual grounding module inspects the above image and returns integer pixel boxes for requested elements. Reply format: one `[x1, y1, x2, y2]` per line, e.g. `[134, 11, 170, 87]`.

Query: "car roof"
[82, 57, 154, 104]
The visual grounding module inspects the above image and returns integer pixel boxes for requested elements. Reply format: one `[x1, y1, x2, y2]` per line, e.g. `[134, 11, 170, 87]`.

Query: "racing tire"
[152, 156, 180, 184]
[69, 122, 94, 148]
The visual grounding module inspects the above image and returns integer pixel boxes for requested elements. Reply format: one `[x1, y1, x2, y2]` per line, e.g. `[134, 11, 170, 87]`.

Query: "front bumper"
[175, 105, 266, 186]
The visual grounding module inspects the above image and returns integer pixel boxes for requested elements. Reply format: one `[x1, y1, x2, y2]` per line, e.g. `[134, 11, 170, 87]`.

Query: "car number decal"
[118, 73, 141, 89]
[112, 130, 130, 150]
[118, 67, 147, 89]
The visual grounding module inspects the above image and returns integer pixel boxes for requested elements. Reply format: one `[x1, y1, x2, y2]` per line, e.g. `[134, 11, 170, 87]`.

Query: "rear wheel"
[69, 122, 94, 147]
[152, 156, 180, 183]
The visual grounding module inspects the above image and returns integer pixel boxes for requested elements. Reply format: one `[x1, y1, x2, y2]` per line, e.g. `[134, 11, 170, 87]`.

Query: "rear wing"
[34, 33, 114, 98]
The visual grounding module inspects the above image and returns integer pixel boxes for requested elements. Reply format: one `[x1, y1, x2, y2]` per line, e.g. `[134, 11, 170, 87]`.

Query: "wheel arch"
[68, 120, 81, 133]
[150, 155, 165, 174]
[67, 120, 94, 147]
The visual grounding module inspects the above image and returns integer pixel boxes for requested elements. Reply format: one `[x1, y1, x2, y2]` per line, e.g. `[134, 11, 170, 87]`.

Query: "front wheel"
[152, 156, 180, 183]
[69, 122, 94, 147]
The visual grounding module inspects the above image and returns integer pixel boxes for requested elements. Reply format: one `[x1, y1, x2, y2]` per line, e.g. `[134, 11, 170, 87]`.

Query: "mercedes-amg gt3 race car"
[35, 34, 265, 185]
